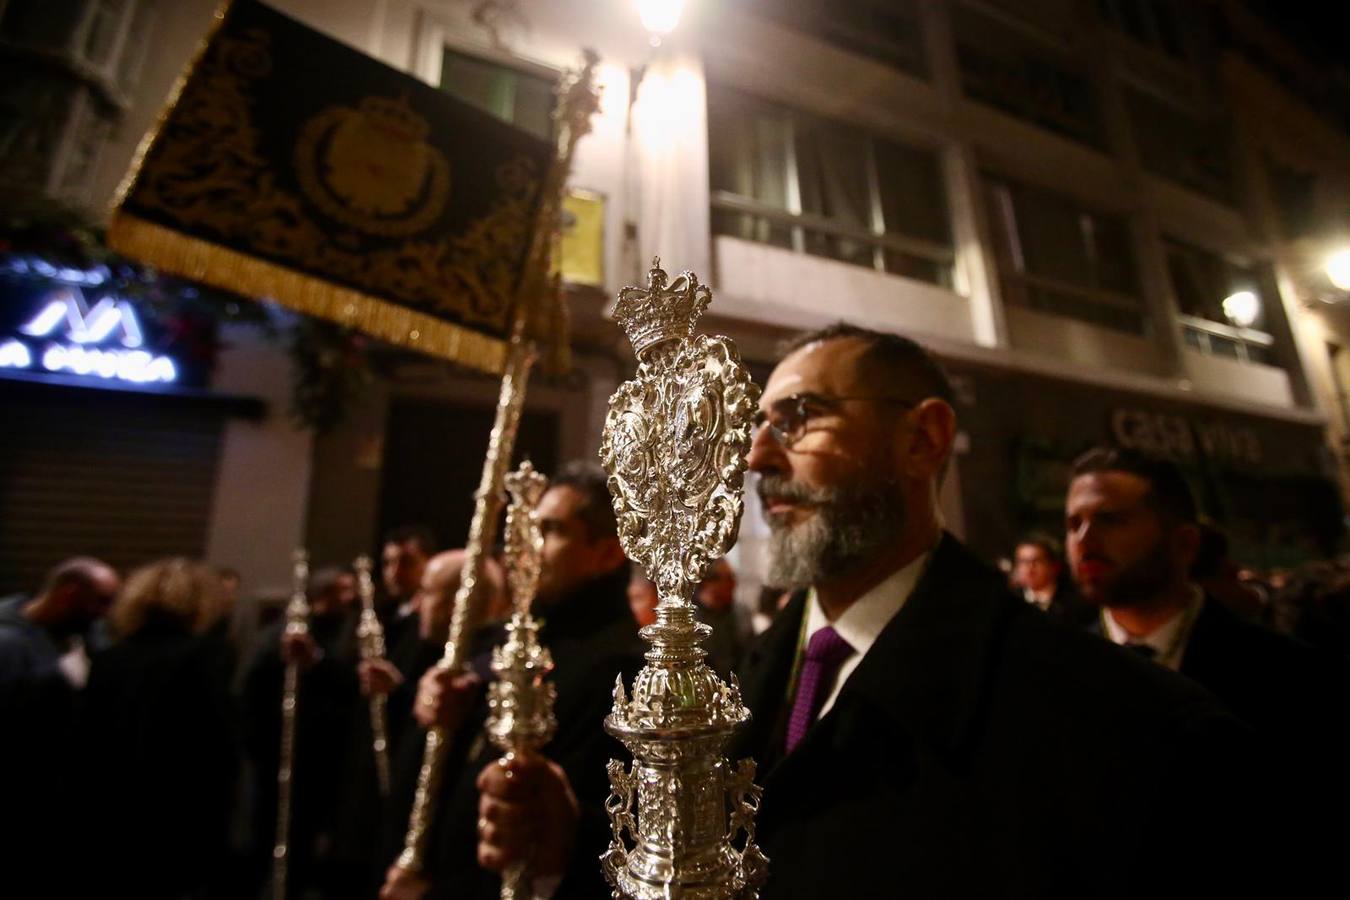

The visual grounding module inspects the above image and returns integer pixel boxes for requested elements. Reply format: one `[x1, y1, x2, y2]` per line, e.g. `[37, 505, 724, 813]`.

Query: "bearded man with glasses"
[731, 322, 1271, 898]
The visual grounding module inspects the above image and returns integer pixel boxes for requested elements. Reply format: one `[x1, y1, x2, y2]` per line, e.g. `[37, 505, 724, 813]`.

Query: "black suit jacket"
[1182, 595, 1348, 748]
[424, 566, 645, 900]
[1180, 598, 1349, 886]
[732, 535, 1267, 899]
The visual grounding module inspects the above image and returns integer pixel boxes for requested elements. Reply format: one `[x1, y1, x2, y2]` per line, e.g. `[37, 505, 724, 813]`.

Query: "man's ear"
[901, 398, 957, 480]
[1172, 521, 1202, 575]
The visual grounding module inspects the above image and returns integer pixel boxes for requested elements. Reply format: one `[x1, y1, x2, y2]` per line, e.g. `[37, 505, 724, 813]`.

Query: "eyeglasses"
[751, 392, 921, 449]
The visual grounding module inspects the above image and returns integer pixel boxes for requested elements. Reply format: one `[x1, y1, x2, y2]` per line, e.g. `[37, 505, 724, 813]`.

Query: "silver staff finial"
[599, 260, 767, 898]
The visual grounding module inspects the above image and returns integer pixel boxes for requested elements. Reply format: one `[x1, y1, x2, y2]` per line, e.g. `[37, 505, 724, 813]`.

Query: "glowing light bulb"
[1326, 249, 1350, 292]
[636, 0, 684, 37]
[1222, 290, 1260, 328]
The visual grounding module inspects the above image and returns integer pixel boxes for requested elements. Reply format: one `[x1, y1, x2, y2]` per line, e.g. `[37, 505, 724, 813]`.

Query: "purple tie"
[785, 625, 855, 753]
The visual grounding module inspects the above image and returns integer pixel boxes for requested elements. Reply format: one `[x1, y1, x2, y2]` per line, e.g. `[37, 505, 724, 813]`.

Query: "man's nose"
[746, 420, 787, 474]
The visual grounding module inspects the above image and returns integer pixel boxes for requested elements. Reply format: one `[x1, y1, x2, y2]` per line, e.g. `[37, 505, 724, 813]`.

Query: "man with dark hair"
[1011, 532, 1093, 625]
[1066, 445, 1220, 664]
[365, 525, 440, 743]
[382, 462, 643, 900]
[1, 557, 120, 895]
[1066, 445, 1348, 881]
[719, 323, 1261, 896]
[382, 525, 438, 607]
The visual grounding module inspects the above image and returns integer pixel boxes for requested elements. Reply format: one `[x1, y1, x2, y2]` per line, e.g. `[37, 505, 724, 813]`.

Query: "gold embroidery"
[294, 96, 451, 236]
[111, 23, 539, 356]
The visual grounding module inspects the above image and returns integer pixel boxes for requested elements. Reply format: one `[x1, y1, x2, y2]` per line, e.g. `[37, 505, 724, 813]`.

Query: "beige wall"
[203, 325, 314, 598]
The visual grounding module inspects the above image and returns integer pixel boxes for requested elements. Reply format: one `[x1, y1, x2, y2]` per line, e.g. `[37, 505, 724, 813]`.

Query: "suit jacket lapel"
[842, 533, 1011, 758]
[731, 590, 806, 774]
[760, 535, 1014, 799]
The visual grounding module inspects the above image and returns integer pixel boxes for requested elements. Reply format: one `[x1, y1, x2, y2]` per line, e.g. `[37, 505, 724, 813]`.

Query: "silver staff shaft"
[490, 462, 555, 900]
[396, 329, 536, 873]
[394, 48, 599, 879]
[272, 549, 310, 900]
[355, 554, 392, 796]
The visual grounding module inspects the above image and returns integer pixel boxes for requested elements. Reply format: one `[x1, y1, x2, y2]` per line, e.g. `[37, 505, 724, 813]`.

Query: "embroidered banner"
[109, 0, 555, 373]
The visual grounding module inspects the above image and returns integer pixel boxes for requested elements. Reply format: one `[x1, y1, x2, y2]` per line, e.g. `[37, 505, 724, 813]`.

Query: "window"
[953, 4, 1103, 147]
[1165, 238, 1275, 365]
[1, 0, 149, 90]
[1127, 89, 1235, 205]
[80, 0, 129, 69]
[708, 85, 954, 287]
[986, 175, 1146, 334]
[739, 0, 927, 79]
[1266, 158, 1318, 240]
[0, 0, 152, 202]
[439, 46, 553, 140]
[1097, 0, 1186, 58]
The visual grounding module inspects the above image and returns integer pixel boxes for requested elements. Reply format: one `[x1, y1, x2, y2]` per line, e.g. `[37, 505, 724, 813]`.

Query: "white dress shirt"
[1100, 586, 1205, 671]
[802, 550, 932, 719]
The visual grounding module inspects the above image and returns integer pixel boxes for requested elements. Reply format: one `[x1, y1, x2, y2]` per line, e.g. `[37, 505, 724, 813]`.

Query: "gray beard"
[761, 475, 907, 589]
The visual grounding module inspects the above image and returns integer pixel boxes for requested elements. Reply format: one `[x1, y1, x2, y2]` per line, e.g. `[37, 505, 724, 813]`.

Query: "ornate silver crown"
[611, 258, 712, 358]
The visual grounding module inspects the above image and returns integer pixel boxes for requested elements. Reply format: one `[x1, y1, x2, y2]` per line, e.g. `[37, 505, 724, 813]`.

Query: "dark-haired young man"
[727, 323, 1264, 897]
[1066, 446, 1348, 885]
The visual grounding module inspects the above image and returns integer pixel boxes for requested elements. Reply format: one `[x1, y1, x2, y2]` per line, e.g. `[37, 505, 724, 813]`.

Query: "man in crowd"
[454, 323, 1267, 897]
[362, 526, 441, 757]
[1, 557, 120, 893]
[722, 325, 1275, 896]
[1010, 532, 1093, 625]
[337, 545, 507, 895]
[382, 462, 644, 900]
[1066, 445, 1348, 884]
[0, 557, 119, 693]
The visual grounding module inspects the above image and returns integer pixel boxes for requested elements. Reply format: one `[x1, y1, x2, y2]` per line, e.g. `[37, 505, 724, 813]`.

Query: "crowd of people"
[3, 321, 1348, 899]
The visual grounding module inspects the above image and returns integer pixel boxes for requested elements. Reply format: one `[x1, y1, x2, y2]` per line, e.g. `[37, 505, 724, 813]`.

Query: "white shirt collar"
[1101, 587, 1205, 670]
[803, 549, 932, 718]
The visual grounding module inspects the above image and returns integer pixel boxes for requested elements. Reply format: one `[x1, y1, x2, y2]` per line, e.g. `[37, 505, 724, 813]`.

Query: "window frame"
[707, 85, 956, 288]
[1163, 236, 1278, 366]
[985, 174, 1148, 334]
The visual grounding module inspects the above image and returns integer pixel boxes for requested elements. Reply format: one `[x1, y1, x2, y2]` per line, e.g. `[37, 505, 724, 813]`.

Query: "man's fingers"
[479, 794, 534, 828]
[476, 802, 535, 870]
[451, 672, 481, 693]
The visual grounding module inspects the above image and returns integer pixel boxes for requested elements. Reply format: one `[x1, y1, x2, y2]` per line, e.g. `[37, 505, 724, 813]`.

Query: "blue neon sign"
[1, 281, 180, 386]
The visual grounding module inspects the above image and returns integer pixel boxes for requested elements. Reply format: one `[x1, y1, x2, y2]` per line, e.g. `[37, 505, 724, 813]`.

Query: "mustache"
[757, 474, 835, 506]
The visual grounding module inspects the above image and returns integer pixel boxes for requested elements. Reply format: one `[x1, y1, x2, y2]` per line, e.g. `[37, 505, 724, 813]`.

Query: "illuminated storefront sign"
[0, 286, 178, 385]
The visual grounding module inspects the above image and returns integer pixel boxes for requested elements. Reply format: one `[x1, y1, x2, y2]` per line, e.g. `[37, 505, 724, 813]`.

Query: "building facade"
[3, 0, 1348, 600]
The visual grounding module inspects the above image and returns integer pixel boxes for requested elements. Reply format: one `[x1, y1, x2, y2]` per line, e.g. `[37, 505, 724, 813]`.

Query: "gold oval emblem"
[295, 95, 450, 237]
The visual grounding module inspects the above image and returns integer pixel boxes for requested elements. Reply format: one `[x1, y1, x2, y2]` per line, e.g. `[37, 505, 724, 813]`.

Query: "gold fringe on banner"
[108, 212, 508, 374]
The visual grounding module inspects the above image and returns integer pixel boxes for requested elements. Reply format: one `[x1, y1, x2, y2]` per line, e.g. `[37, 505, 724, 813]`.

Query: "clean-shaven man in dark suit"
[733, 323, 1267, 898]
[1067, 445, 1349, 892]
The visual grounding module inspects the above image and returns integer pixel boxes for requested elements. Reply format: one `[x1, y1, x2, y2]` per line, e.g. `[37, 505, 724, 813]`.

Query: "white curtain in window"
[632, 51, 711, 280]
